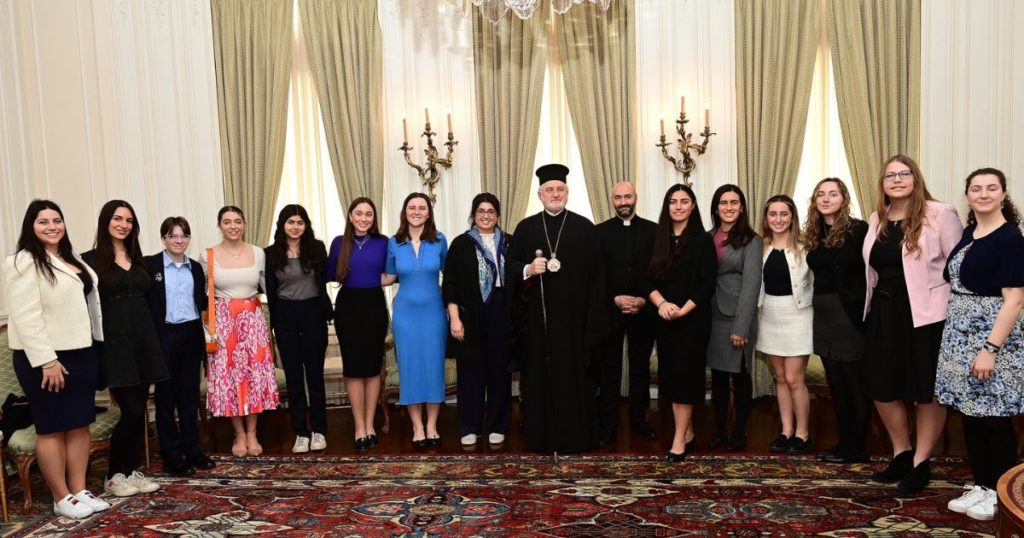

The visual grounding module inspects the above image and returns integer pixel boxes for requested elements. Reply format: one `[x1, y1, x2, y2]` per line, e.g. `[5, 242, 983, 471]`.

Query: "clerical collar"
[544, 209, 565, 217]
[619, 216, 633, 227]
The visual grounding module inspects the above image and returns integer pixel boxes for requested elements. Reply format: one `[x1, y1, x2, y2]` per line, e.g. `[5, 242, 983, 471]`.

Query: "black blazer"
[809, 219, 868, 330]
[640, 231, 718, 320]
[594, 216, 658, 326]
[143, 252, 208, 328]
[442, 231, 512, 362]
[263, 242, 333, 331]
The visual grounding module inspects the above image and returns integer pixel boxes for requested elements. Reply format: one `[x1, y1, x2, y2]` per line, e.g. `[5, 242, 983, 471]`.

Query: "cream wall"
[0, 0, 224, 321]
[921, 0, 1024, 214]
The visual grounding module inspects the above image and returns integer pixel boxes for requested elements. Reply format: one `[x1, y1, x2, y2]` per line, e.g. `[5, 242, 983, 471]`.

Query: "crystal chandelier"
[448, 0, 612, 25]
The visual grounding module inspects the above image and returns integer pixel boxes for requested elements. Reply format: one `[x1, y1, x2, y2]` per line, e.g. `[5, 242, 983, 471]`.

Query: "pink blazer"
[862, 200, 963, 327]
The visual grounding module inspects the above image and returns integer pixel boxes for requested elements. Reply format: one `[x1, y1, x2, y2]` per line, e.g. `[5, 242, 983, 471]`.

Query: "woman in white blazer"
[2, 200, 109, 519]
[756, 195, 815, 455]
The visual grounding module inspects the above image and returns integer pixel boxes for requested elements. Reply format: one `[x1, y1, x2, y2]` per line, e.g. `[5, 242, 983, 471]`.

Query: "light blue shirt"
[163, 251, 199, 324]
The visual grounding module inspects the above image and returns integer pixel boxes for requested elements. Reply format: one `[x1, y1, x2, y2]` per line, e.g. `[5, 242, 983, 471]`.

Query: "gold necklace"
[222, 244, 245, 259]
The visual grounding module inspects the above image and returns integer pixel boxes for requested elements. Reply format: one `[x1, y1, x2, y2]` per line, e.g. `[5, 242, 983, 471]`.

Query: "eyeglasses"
[164, 234, 191, 241]
[475, 209, 497, 216]
[883, 170, 913, 183]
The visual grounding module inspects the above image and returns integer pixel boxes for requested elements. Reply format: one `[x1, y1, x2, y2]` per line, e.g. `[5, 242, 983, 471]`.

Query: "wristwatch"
[982, 341, 1001, 354]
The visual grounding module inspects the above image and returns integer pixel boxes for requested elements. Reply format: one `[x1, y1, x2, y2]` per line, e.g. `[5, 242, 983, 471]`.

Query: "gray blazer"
[707, 233, 763, 372]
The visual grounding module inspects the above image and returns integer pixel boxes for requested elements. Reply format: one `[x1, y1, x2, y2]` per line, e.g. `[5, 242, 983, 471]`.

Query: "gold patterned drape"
[557, 0, 635, 224]
[299, 0, 384, 208]
[472, 4, 548, 230]
[735, 0, 820, 227]
[827, 0, 921, 217]
[210, 0, 292, 245]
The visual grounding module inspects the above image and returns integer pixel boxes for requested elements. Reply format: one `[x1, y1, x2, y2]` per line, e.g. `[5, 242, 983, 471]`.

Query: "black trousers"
[821, 356, 870, 456]
[457, 289, 511, 437]
[273, 297, 328, 437]
[963, 415, 1018, 489]
[107, 384, 150, 479]
[598, 313, 655, 432]
[711, 360, 752, 440]
[154, 320, 204, 461]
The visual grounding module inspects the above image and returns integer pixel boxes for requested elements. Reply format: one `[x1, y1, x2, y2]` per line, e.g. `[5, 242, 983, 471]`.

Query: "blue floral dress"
[935, 235, 1024, 417]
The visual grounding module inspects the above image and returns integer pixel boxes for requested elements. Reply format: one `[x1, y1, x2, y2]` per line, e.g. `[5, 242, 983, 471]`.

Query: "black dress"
[95, 264, 169, 388]
[863, 221, 945, 403]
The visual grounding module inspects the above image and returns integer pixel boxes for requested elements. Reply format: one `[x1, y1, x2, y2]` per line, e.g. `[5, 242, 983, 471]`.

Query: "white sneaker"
[73, 489, 110, 512]
[948, 485, 987, 513]
[54, 493, 94, 519]
[292, 435, 310, 454]
[126, 470, 160, 494]
[310, 432, 327, 451]
[966, 489, 997, 521]
[488, 433, 505, 444]
[461, 433, 478, 446]
[104, 473, 139, 497]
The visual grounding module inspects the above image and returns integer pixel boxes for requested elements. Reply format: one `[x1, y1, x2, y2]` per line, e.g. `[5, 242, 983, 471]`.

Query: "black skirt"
[656, 314, 710, 405]
[13, 347, 97, 434]
[812, 293, 864, 362]
[334, 287, 389, 378]
[863, 290, 944, 403]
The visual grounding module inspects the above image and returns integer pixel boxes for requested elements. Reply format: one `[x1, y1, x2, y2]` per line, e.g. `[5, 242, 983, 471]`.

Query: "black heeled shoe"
[366, 434, 379, 448]
[666, 451, 687, 463]
[768, 434, 791, 452]
[355, 437, 368, 452]
[726, 434, 747, 452]
[685, 438, 697, 453]
[897, 460, 931, 494]
[872, 450, 914, 483]
[412, 438, 427, 450]
[707, 434, 727, 450]
[426, 436, 442, 448]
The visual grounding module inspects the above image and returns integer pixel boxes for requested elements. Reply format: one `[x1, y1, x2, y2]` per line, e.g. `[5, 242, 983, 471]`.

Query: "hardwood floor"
[198, 395, 968, 458]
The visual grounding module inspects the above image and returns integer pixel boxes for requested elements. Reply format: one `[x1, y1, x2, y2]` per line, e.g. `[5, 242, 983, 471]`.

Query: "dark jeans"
[273, 297, 329, 437]
[598, 313, 655, 432]
[154, 320, 204, 461]
[457, 288, 511, 437]
[822, 356, 870, 456]
[107, 384, 150, 479]
[963, 415, 1018, 489]
[711, 360, 752, 440]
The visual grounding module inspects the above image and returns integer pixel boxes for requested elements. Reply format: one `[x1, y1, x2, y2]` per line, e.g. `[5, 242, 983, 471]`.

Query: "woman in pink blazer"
[861, 155, 963, 494]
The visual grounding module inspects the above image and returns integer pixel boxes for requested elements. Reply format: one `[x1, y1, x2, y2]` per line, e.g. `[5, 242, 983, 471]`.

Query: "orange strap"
[207, 247, 216, 337]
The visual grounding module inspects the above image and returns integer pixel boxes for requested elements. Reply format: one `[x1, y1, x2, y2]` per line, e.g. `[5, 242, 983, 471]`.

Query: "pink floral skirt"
[206, 297, 279, 417]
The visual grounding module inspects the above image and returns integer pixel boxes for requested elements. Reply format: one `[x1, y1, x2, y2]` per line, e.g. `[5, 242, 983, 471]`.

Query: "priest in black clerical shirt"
[593, 181, 658, 446]
[507, 164, 607, 453]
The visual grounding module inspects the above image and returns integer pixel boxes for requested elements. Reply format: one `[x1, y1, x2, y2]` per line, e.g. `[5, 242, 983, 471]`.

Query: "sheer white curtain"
[273, 3, 346, 244]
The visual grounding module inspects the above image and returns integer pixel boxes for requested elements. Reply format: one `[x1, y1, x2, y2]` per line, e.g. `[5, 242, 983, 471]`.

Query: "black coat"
[808, 219, 868, 330]
[263, 242, 333, 331]
[594, 216, 657, 327]
[441, 231, 511, 362]
[143, 252, 208, 327]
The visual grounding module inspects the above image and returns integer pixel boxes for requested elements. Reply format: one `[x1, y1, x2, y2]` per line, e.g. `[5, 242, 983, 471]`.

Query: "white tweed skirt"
[756, 294, 813, 356]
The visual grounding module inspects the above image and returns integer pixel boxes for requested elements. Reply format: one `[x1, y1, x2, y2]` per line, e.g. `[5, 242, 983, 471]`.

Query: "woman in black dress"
[443, 193, 512, 447]
[643, 184, 718, 461]
[326, 197, 390, 451]
[803, 178, 869, 463]
[265, 205, 331, 454]
[83, 200, 168, 498]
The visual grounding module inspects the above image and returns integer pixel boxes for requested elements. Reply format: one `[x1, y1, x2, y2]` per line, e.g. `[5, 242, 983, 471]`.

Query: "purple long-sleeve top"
[326, 235, 388, 288]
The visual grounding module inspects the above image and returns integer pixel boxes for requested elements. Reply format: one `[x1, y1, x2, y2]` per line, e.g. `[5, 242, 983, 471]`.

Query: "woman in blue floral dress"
[935, 168, 1024, 522]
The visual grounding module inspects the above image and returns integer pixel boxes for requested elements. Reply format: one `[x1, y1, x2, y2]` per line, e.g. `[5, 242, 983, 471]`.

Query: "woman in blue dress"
[383, 192, 448, 449]
[935, 168, 1024, 522]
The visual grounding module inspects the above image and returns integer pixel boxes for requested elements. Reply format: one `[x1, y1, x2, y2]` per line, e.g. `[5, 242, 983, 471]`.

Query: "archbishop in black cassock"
[507, 164, 608, 453]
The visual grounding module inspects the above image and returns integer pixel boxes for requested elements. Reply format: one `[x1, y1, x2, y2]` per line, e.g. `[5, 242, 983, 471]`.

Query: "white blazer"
[758, 247, 814, 309]
[3, 250, 103, 367]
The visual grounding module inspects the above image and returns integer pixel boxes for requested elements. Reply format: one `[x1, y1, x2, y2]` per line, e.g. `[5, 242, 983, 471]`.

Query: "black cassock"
[507, 210, 608, 452]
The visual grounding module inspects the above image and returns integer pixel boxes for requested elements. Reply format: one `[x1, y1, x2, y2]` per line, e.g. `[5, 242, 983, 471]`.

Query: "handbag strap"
[207, 248, 216, 335]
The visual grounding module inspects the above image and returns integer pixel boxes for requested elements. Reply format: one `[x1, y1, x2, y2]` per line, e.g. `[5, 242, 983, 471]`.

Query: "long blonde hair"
[761, 194, 803, 257]
[804, 178, 854, 250]
[875, 154, 933, 255]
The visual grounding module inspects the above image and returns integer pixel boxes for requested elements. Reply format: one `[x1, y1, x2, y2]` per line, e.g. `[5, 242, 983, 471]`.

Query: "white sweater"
[3, 250, 104, 367]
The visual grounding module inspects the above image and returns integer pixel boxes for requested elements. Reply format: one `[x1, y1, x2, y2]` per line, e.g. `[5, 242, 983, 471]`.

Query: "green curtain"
[735, 0, 820, 227]
[210, 0, 293, 245]
[557, 0, 635, 223]
[472, 4, 548, 230]
[827, 0, 921, 217]
[299, 0, 384, 208]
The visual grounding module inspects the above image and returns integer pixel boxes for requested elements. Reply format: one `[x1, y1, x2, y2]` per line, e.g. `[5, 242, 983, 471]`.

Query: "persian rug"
[3, 454, 995, 537]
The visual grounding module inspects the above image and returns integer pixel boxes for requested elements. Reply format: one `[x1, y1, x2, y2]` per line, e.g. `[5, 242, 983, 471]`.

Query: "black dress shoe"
[598, 427, 617, 448]
[768, 434, 791, 452]
[426, 436, 442, 448]
[366, 434, 379, 448]
[163, 456, 196, 477]
[872, 450, 914, 483]
[685, 438, 697, 453]
[707, 434, 727, 450]
[666, 451, 687, 463]
[412, 438, 427, 449]
[186, 452, 216, 471]
[786, 436, 813, 455]
[816, 444, 841, 461]
[822, 451, 870, 464]
[897, 460, 931, 493]
[355, 436, 368, 452]
[633, 422, 657, 440]
[726, 434, 747, 452]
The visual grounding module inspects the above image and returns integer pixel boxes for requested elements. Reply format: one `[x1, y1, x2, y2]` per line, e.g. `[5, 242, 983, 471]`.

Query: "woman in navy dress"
[935, 168, 1024, 521]
[383, 193, 448, 449]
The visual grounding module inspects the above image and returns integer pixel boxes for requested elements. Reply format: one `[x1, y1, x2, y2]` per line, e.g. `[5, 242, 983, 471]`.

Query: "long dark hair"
[965, 168, 1022, 228]
[269, 204, 326, 273]
[650, 184, 704, 280]
[468, 192, 502, 229]
[709, 184, 755, 248]
[335, 197, 384, 283]
[15, 199, 91, 286]
[395, 192, 439, 243]
[93, 199, 148, 283]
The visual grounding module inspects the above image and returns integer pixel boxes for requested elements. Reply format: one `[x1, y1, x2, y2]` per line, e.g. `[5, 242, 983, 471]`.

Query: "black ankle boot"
[871, 450, 914, 483]
[897, 460, 931, 493]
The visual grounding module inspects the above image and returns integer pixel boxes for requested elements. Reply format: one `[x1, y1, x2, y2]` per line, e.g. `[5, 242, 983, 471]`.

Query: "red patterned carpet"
[2, 454, 996, 537]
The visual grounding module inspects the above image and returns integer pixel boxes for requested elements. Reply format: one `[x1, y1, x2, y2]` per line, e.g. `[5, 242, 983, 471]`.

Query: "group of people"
[3, 156, 1022, 523]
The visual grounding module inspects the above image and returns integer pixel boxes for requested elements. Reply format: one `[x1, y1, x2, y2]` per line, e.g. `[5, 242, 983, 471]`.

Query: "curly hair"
[964, 168, 1022, 228]
[874, 155, 933, 256]
[803, 178, 854, 250]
